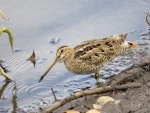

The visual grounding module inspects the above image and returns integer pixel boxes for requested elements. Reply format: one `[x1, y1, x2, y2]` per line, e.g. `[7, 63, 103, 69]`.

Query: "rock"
[93, 96, 120, 110]
[49, 36, 60, 44]
[86, 109, 101, 113]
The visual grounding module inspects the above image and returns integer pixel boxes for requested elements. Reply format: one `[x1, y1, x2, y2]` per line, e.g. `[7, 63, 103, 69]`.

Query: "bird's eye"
[128, 42, 132, 45]
[60, 49, 64, 53]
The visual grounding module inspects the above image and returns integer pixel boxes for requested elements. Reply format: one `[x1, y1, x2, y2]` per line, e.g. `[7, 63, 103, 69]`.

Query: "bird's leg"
[95, 72, 101, 83]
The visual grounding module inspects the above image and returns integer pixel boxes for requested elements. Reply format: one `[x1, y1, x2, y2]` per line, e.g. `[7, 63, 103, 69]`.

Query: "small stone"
[93, 96, 120, 110]
[40, 101, 44, 106]
[49, 36, 60, 44]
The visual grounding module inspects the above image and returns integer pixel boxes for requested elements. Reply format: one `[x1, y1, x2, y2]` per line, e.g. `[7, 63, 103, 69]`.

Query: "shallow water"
[0, 0, 150, 112]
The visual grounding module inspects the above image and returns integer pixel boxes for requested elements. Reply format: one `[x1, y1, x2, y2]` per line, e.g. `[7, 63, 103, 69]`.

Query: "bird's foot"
[96, 81, 104, 87]
[95, 72, 101, 82]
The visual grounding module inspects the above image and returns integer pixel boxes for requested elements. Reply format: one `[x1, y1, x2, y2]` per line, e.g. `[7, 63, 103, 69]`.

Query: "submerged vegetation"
[146, 12, 150, 26]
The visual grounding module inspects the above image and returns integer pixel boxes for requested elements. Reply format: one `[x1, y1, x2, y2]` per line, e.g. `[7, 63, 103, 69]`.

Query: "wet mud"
[51, 62, 150, 113]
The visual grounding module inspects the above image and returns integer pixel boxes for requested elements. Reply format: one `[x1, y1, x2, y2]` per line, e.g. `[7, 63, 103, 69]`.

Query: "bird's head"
[39, 46, 73, 82]
[56, 46, 73, 62]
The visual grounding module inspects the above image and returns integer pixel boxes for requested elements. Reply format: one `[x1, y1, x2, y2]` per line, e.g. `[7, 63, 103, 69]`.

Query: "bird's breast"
[64, 59, 105, 75]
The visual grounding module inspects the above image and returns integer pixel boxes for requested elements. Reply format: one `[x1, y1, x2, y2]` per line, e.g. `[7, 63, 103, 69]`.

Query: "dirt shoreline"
[42, 62, 150, 113]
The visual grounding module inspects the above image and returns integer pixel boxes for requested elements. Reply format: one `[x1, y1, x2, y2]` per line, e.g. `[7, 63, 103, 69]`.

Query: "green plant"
[0, 10, 13, 81]
[0, 27, 14, 52]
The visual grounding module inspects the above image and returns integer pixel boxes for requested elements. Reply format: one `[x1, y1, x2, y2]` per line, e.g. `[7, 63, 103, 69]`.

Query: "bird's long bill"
[39, 58, 58, 82]
[129, 42, 138, 48]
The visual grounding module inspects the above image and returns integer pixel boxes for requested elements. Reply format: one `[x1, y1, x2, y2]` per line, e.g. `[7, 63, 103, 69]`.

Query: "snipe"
[39, 34, 137, 82]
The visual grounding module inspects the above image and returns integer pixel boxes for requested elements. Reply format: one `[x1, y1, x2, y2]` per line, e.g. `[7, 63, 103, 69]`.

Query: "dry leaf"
[27, 50, 36, 67]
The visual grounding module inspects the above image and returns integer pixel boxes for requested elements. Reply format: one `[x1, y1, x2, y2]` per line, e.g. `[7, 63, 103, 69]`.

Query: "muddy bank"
[43, 62, 150, 113]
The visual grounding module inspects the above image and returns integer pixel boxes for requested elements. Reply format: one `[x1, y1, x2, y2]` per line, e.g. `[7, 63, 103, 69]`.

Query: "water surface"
[0, 0, 150, 112]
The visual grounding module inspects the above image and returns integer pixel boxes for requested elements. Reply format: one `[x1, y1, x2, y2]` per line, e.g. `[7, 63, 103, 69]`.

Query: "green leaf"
[0, 66, 12, 81]
[0, 27, 14, 52]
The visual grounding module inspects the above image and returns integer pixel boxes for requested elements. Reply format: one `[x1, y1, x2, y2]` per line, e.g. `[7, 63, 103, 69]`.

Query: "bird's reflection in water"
[0, 81, 10, 99]
[0, 81, 18, 113]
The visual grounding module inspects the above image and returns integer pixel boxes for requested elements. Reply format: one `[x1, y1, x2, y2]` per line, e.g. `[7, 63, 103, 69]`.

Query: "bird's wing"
[73, 38, 116, 65]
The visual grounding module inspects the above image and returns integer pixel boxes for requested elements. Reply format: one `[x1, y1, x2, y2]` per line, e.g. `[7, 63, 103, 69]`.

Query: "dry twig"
[45, 83, 141, 113]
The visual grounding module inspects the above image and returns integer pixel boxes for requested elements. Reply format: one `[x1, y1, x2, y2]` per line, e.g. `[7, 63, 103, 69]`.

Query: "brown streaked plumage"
[39, 34, 137, 82]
